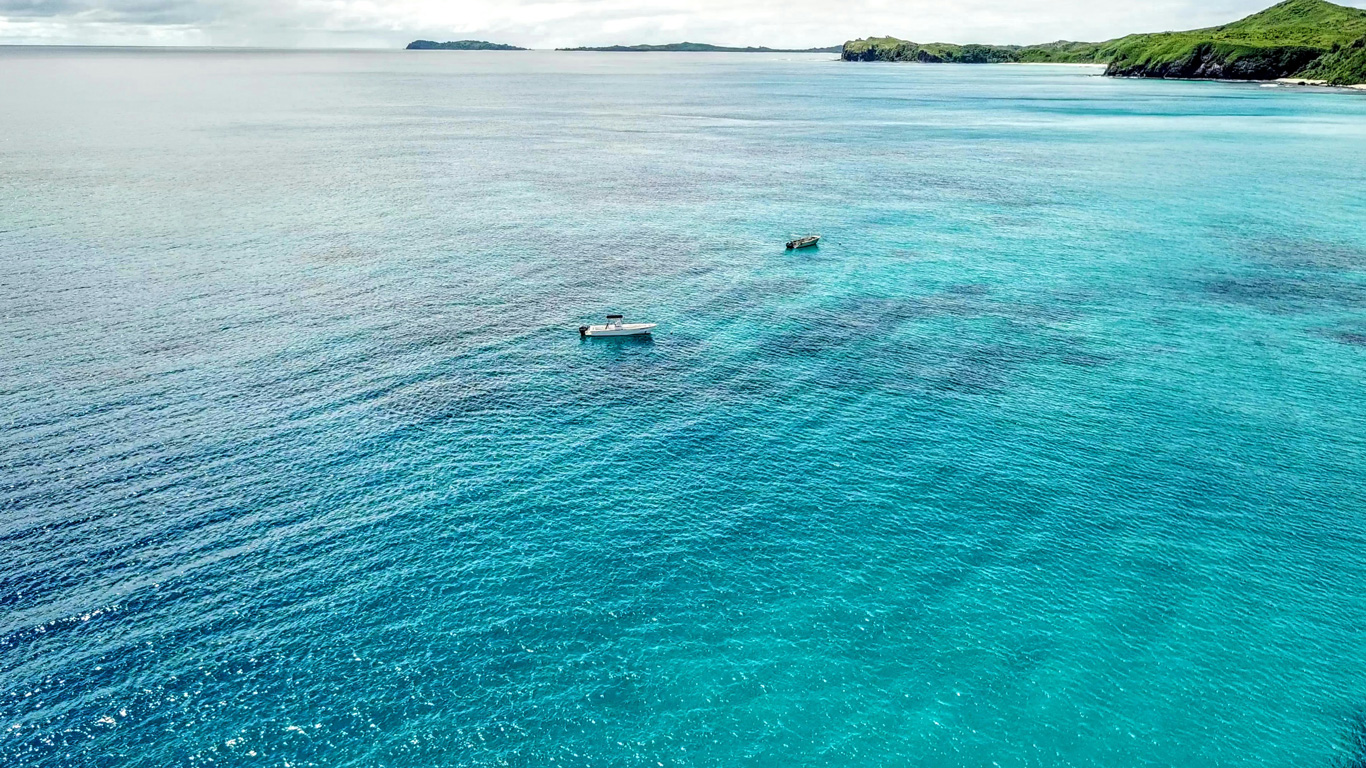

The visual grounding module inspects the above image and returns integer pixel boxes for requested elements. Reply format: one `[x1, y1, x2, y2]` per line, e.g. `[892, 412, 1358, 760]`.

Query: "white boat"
[786, 234, 821, 249]
[579, 314, 657, 337]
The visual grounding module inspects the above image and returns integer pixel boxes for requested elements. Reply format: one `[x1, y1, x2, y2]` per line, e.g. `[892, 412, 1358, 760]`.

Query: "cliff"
[1298, 36, 1366, 84]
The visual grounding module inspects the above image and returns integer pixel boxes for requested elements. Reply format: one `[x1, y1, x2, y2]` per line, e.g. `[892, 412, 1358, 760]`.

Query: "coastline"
[839, 0, 1366, 87]
[844, 61, 1362, 91]
[1265, 76, 1366, 91]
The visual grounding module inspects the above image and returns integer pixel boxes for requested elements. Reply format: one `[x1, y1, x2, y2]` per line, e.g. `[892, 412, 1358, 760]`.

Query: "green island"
[557, 42, 842, 53]
[841, 0, 1366, 85]
[406, 40, 526, 50]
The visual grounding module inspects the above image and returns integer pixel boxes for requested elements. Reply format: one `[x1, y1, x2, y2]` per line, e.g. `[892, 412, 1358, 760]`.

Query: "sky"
[1, 0, 1364, 49]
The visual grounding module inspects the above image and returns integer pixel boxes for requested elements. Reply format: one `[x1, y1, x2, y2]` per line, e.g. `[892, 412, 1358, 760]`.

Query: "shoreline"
[847, 61, 1365, 90]
[1104, 72, 1366, 91]
[1264, 77, 1366, 91]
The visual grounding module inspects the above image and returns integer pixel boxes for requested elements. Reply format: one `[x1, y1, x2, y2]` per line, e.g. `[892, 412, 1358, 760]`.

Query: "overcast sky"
[2, 0, 1363, 49]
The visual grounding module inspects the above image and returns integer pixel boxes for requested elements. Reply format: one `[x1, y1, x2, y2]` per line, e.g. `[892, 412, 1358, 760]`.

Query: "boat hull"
[786, 236, 821, 249]
[583, 323, 656, 337]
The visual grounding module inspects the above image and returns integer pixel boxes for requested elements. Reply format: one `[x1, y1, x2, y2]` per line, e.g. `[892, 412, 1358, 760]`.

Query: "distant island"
[841, 0, 1366, 85]
[558, 42, 842, 53]
[406, 40, 526, 50]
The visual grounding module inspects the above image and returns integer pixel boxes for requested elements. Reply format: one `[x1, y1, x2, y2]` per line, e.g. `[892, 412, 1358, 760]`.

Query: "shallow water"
[2, 49, 1366, 767]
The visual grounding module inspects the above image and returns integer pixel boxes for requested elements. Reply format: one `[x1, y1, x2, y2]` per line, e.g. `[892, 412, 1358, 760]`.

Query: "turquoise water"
[3, 48, 1366, 766]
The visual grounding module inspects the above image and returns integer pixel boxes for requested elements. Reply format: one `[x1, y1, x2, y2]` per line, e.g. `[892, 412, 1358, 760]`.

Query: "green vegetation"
[1299, 36, 1366, 84]
[842, 0, 1366, 85]
[557, 42, 842, 53]
[1015, 41, 1107, 63]
[406, 40, 526, 50]
[1098, 0, 1366, 79]
[841, 38, 1101, 64]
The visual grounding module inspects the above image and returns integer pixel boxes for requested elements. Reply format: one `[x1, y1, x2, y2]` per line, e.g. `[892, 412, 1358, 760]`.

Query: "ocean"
[2, 48, 1366, 767]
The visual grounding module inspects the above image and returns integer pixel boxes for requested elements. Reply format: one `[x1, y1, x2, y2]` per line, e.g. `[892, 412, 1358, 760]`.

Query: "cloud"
[2, 0, 1364, 48]
[0, 0, 214, 23]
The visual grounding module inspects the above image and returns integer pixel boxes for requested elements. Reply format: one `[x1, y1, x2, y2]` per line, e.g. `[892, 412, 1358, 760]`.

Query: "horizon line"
[0, 42, 845, 52]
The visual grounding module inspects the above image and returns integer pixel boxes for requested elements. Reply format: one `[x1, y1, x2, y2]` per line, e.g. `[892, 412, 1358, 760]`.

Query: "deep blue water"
[3, 48, 1366, 767]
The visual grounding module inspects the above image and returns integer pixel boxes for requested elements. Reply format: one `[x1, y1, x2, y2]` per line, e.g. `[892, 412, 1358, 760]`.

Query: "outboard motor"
[579, 325, 589, 337]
